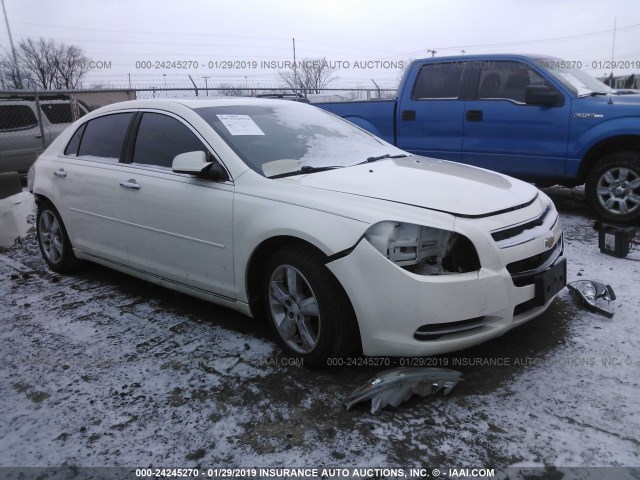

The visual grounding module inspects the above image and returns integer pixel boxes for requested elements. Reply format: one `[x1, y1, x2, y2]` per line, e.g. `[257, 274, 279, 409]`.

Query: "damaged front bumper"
[326, 202, 566, 357]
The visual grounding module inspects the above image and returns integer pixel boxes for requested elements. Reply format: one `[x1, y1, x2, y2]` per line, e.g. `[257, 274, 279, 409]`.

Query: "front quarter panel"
[232, 185, 368, 304]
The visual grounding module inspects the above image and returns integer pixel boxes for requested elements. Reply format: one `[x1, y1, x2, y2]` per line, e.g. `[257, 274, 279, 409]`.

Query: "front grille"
[414, 316, 486, 341]
[492, 206, 551, 242]
[507, 235, 563, 287]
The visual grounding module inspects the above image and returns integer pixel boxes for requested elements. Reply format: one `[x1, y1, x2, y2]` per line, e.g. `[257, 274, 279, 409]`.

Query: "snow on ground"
[0, 189, 638, 476]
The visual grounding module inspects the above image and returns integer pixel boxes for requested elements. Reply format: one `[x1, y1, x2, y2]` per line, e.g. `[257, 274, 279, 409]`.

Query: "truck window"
[42, 103, 86, 124]
[0, 105, 38, 131]
[476, 61, 548, 103]
[412, 63, 464, 99]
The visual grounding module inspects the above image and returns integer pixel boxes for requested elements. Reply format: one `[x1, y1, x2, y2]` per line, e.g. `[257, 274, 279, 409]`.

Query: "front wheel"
[586, 151, 640, 224]
[262, 245, 360, 367]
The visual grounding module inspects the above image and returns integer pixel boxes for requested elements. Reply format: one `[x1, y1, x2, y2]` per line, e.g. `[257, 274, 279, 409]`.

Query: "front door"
[462, 60, 570, 178]
[116, 112, 235, 299]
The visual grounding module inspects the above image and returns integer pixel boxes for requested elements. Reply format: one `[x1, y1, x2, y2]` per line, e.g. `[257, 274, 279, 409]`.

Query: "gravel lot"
[0, 188, 639, 478]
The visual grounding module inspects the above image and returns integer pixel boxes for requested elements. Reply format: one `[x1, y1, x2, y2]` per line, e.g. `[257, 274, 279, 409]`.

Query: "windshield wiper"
[268, 165, 342, 179]
[365, 153, 408, 163]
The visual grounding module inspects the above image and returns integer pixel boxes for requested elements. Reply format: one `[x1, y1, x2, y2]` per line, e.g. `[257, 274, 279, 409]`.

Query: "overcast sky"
[1, 0, 639, 89]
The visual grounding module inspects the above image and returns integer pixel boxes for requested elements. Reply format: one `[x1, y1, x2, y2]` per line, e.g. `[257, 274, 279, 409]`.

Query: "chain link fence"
[0, 86, 396, 175]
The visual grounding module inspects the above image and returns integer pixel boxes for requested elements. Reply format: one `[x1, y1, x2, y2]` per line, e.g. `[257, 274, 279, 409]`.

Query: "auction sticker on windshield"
[216, 114, 265, 135]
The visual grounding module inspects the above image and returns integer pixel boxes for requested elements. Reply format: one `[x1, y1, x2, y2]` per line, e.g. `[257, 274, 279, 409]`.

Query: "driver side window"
[133, 113, 206, 168]
[477, 61, 548, 103]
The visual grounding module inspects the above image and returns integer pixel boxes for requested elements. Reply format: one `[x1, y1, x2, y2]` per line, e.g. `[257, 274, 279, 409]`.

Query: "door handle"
[401, 110, 416, 121]
[466, 110, 483, 121]
[119, 179, 141, 190]
[35, 134, 42, 139]
[53, 169, 67, 178]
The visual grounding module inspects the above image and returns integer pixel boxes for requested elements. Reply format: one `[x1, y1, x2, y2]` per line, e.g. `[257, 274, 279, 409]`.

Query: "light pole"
[163, 74, 167, 88]
[203, 76, 211, 96]
[1, 0, 22, 88]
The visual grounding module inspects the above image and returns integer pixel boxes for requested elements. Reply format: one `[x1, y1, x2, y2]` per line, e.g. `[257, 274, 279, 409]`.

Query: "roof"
[412, 53, 557, 63]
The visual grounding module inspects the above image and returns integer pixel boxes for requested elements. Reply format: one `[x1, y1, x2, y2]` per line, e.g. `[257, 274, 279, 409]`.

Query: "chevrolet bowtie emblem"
[544, 235, 555, 249]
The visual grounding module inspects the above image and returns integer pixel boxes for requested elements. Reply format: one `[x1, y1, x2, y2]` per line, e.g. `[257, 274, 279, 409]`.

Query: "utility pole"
[427, 49, 437, 57]
[608, 17, 617, 104]
[292, 37, 298, 94]
[128, 73, 131, 88]
[203, 76, 211, 96]
[1, 0, 22, 88]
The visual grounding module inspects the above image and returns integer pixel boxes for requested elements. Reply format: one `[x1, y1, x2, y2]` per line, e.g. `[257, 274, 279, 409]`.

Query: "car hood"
[284, 157, 539, 217]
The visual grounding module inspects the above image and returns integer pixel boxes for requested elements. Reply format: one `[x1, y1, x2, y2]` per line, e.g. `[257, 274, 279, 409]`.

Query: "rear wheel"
[586, 151, 640, 224]
[262, 245, 360, 367]
[36, 202, 81, 273]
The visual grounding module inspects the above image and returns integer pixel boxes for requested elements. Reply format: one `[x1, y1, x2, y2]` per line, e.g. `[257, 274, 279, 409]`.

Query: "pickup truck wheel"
[262, 245, 359, 367]
[586, 151, 640, 224]
[36, 202, 81, 273]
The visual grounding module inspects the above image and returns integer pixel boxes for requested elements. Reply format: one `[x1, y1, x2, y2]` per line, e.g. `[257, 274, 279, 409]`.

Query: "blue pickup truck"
[317, 54, 640, 224]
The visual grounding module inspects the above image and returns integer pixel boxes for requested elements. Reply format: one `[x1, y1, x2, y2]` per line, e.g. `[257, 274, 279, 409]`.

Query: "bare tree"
[216, 83, 249, 97]
[1, 38, 89, 90]
[279, 57, 337, 95]
[55, 44, 89, 89]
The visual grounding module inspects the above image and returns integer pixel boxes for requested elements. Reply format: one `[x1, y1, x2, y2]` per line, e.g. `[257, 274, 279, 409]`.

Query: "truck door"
[395, 61, 466, 161]
[462, 60, 570, 178]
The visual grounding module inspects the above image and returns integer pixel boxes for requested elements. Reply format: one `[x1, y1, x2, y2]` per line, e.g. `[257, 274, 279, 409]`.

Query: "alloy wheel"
[596, 166, 640, 216]
[268, 264, 321, 354]
[38, 210, 64, 264]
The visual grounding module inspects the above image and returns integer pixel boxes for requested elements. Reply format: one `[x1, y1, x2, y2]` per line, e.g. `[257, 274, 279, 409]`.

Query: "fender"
[566, 117, 640, 178]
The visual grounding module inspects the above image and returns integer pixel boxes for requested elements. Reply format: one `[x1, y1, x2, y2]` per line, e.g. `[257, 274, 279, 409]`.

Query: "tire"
[586, 151, 640, 224]
[36, 201, 81, 273]
[262, 245, 360, 367]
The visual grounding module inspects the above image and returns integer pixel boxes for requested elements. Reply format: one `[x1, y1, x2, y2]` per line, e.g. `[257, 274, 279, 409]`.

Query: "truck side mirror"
[525, 85, 563, 107]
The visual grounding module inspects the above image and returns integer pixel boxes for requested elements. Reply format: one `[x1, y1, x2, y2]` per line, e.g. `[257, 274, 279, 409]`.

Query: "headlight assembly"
[364, 221, 480, 275]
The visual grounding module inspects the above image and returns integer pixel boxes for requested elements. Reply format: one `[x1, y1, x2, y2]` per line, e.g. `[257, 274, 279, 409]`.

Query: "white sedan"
[30, 98, 566, 366]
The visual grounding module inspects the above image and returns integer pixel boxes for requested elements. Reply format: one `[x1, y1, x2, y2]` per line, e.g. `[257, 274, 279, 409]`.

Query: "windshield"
[536, 59, 611, 97]
[195, 102, 405, 177]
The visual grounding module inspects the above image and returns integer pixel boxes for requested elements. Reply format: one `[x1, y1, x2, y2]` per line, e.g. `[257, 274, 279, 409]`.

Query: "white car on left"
[30, 98, 566, 366]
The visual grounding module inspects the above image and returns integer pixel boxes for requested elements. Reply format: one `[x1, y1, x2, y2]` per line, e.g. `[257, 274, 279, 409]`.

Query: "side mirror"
[172, 151, 228, 181]
[172, 151, 210, 174]
[525, 85, 563, 107]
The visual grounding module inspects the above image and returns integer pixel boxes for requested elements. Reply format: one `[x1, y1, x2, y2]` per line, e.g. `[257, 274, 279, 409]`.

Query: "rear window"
[78, 113, 135, 161]
[413, 63, 464, 99]
[64, 123, 86, 156]
[0, 105, 38, 131]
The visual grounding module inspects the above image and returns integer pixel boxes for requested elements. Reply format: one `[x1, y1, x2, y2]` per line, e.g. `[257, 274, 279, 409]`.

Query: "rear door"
[462, 60, 570, 178]
[52, 112, 135, 262]
[395, 61, 467, 161]
[116, 111, 235, 299]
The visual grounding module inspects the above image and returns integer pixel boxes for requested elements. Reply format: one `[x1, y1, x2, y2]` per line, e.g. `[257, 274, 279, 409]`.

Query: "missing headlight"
[364, 221, 480, 275]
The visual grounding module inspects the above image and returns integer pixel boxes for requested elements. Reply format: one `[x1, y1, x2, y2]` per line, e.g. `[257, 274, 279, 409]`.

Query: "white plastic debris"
[345, 367, 463, 414]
